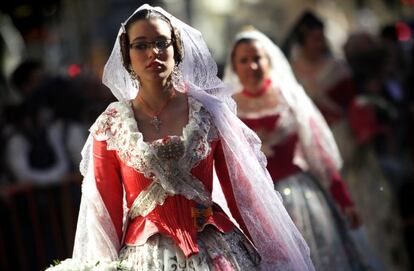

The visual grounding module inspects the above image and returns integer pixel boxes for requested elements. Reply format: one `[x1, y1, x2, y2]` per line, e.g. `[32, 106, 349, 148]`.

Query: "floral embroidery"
[90, 97, 218, 216]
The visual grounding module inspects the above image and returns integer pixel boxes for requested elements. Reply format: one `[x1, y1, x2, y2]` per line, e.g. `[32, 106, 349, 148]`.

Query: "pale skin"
[233, 41, 271, 95]
[232, 40, 361, 229]
[128, 18, 188, 142]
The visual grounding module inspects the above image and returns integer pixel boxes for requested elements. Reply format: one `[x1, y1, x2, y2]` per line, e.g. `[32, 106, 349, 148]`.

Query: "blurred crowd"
[0, 61, 115, 185]
[0, 7, 414, 271]
[282, 12, 414, 270]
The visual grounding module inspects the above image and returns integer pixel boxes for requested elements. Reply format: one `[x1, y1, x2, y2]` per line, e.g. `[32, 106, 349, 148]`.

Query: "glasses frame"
[129, 39, 174, 51]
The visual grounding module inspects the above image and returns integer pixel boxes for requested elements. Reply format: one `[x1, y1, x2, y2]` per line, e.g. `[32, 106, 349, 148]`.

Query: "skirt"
[118, 226, 261, 271]
[274, 172, 367, 271]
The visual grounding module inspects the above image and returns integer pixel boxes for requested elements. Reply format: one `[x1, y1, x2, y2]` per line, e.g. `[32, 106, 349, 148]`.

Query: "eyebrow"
[130, 35, 171, 43]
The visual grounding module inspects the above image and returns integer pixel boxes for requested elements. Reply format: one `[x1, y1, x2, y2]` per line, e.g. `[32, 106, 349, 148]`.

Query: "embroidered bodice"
[89, 97, 247, 257]
[92, 97, 218, 208]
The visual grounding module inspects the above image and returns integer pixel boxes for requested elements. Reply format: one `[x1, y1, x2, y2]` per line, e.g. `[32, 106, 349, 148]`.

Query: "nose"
[249, 62, 258, 70]
[146, 46, 159, 58]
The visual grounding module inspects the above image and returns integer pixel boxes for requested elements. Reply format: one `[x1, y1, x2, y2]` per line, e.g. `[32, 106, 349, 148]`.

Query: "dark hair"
[119, 9, 183, 73]
[230, 38, 271, 71]
[294, 11, 324, 45]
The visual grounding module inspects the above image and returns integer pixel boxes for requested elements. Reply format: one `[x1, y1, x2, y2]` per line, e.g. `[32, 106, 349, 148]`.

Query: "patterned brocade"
[118, 226, 261, 271]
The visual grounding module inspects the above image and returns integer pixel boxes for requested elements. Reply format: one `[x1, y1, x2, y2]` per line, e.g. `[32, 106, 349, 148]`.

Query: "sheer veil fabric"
[73, 5, 314, 270]
[223, 29, 343, 189]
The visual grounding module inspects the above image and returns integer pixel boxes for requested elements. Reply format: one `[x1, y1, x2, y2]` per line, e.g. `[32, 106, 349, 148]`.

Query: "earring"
[171, 65, 184, 90]
[129, 69, 140, 89]
[130, 69, 138, 80]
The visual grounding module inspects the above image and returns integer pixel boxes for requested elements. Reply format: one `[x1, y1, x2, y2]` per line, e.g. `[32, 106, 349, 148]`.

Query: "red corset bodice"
[93, 138, 248, 257]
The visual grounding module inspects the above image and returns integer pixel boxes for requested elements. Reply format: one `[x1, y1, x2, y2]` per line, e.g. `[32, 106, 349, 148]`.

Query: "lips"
[146, 61, 163, 70]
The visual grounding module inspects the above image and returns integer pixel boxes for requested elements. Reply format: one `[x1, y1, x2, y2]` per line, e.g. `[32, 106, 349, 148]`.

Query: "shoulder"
[90, 101, 132, 141]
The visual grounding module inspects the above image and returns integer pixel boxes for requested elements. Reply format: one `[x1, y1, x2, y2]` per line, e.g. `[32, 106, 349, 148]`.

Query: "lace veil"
[73, 4, 314, 270]
[223, 29, 343, 187]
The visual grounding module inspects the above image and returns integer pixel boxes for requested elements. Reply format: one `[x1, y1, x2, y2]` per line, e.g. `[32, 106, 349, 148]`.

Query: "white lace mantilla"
[91, 97, 218, 218]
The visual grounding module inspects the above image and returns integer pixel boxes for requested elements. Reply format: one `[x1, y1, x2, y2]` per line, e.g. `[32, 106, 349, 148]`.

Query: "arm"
[307, 118, 360, 228]
[330, 172, 360, 228]
[213, 140, 252, 239]
[329, 172, 353, 209]
[93, 138, 124, 241]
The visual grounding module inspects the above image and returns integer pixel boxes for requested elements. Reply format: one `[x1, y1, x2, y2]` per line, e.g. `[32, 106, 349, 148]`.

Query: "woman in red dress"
[47, 4, 314, 271]
[223, 28, 368, 271]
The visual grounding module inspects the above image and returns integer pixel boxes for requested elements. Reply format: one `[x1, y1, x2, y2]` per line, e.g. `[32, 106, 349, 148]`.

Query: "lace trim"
[129, 182, 169, 219]
[90, 97, 218, 216]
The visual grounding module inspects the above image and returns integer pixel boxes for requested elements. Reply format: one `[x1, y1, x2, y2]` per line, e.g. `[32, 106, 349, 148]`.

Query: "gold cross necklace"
[136, 89, 177, 133]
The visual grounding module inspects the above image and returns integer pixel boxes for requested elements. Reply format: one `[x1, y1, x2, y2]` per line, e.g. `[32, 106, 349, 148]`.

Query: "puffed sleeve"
[93, 138, 124, 242]
[213, 140, 252, 239]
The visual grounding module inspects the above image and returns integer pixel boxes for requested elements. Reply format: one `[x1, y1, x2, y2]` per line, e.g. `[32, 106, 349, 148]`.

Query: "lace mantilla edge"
[90, 98, 219, 216]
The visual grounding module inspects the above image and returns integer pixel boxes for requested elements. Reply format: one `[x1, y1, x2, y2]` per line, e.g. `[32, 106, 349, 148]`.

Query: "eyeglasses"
[129, 39, 173, 51]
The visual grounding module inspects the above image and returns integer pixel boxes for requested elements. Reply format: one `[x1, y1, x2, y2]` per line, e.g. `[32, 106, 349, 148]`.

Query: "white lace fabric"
[128, 181, 168, 219]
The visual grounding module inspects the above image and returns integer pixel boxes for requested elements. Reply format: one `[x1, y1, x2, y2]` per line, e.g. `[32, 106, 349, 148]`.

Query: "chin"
[147, 72, 170, 82]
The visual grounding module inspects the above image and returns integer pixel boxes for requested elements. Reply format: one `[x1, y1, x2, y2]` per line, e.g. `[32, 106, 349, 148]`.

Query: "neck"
[302, 49, 322, 64]
[242, 78, 271, 98]
[137, 80, 173, 111]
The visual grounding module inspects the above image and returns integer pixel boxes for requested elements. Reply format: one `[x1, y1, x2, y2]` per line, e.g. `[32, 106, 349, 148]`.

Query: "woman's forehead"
[235, 41, 266, 56]
[128, 18, 171, 39]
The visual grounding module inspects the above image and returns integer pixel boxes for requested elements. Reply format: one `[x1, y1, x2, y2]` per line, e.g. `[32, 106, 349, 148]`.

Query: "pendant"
[151, 116, 162, 133]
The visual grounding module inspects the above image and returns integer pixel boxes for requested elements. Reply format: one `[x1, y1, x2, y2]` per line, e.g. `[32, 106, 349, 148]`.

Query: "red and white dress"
[234, 80, 364, 271]
[89, 98, 260, 270]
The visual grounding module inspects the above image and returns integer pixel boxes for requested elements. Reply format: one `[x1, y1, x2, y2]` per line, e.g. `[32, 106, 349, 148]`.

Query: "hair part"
[119, 9, 183, 73]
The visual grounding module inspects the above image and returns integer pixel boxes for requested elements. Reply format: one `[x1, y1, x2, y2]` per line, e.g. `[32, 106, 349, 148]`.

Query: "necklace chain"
[136, 89, 176, 133]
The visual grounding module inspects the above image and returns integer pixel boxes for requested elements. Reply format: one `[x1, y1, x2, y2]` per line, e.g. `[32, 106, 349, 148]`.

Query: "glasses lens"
[155, 40, 170, 50]
[130, 39, 172, 51]
[130, 42, 148, 50]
